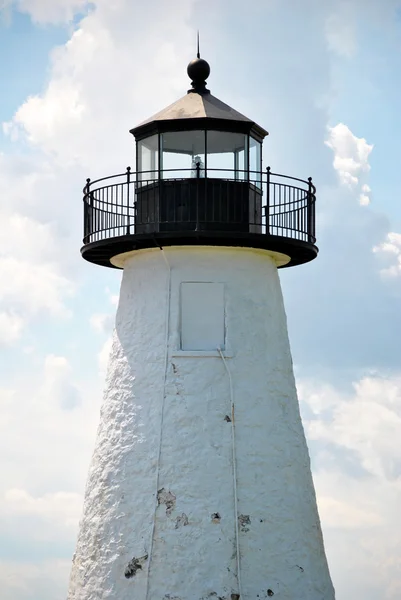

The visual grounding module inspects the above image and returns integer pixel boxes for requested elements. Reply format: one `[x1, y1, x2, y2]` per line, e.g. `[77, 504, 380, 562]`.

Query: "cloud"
[325, 4, 357, 58]
[0, 559, 71, 600]
[373, 232, 401, 278]
[280, 120, 400, 374]
[0, 213, 57, 260]
[0, 256, 74, 317]
[0, 161, 78, 330]
[324, 0, 401, 61]
[325, 123, 373, 188]
[2, 488, 82, 528]
[359, 183, 371, 206]
[98, 335, 112, 377]
[0, 354, 99, 597]
[41, 354, 82, 410]
[1, 0, 90, 24]
[0, 355, 99, 495]
[105, 286, 119, 306]
[318, 495, 383, 529]
[89, 311, 114, 334]
[0, 312, 24, 344]
[3, 0, 196, 170]
[299, 373, 401, 598]
[358, 193, 370, 206]
[0, 173, 77, 339]
[304, 374, 401, 480]
[7, 80, 86, 151]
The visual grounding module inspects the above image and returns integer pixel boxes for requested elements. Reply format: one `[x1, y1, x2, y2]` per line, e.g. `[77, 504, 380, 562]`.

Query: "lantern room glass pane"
[207, 131, 248, 180]
[234, 146, 246, 180]
[137, 134, 158, 182]
[250, 136, 262, 188]
[161, 131, 205, 179]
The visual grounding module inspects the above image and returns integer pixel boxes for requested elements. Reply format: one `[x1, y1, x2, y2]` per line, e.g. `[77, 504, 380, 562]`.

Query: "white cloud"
[3, 0, 195, 170]
[325, 5, 357, 58]
[324, 0, 401, 61]
[90, 312, 114, 334]
[359, 193, 370, 206]
[7, 81, 86, 152]
[318, 495, 383, 529]
[0, 355, 100, 598]
[0, 257, 74, 317]
[0, 213, 56, 260]
[41, 354, 82, 410]
[373, 232, 401, 277]
[105, 287, 119, 306]
[325, 123, 373, 188]
[98, 335, 112, 376]
[0, 356, 98, 495]
[299, 373, 401, 598]
[0, 312, 24, 344]
[359, 182, 372, 206]
[303, 374, 401, 480]
[297, 380, 341, 415]
[2, 0, 89, 24]
[0, 205, 76, 338]
[0, 559, 72, 600]
[3, 488, 82, 528]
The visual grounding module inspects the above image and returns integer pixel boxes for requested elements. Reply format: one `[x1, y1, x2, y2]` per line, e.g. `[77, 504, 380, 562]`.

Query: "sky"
[0, 0, 400, 598]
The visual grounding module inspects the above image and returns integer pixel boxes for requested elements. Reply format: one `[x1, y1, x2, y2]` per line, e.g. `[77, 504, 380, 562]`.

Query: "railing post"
[266, 166, 271, 235]
[84, 178, 91, 241]
[307, 176, 313, 243]
[126, 166, 131, 235]
[195, 161, 200, 230]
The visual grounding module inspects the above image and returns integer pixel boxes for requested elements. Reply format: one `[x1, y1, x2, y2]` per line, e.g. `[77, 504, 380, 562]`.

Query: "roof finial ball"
[187, 32, 210, 94]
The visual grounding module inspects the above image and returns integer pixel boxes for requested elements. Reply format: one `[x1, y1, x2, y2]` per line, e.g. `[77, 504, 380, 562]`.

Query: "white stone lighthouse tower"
[69, 54, 335, 600]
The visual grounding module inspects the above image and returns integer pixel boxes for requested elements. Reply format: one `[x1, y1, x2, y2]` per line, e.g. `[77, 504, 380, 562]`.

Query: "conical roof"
[130, 57, 268, 140]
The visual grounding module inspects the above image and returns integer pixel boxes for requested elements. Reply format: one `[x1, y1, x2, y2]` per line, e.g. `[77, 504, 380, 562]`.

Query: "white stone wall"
[68, 246, 335, 600]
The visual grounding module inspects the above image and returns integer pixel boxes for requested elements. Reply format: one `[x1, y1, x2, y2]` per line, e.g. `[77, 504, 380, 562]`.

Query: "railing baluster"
[84, 178, 90, 242]
[125, 167, 131, 235]
[195, 163, 200, 230]
[307, 177, 313, 243]
[266, 166, 270, 235]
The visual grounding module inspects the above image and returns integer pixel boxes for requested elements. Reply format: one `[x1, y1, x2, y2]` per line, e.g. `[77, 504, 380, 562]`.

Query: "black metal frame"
[81, 167, 317, 269]
[131, 116, 266, 143]
[136, 130, 261, 183]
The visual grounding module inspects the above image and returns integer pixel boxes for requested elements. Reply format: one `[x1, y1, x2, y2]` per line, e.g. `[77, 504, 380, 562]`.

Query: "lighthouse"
[68, 54, 335, 600]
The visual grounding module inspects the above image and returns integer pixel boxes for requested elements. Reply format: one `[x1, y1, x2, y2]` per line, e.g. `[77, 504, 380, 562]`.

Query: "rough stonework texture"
[68, 246, 335, 600]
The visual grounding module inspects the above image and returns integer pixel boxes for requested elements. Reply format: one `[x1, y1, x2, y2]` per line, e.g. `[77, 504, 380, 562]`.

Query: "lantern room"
[136, 129, 262, 182]
[133, 56, 264, 183]
[81, 55, 317, 268]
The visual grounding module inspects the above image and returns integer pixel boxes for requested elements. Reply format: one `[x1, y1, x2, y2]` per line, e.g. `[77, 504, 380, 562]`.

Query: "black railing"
[82, 167, 316, 246]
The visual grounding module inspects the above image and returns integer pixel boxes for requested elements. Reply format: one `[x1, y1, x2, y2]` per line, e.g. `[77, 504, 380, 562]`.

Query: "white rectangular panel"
[180, 282, 225, 351]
